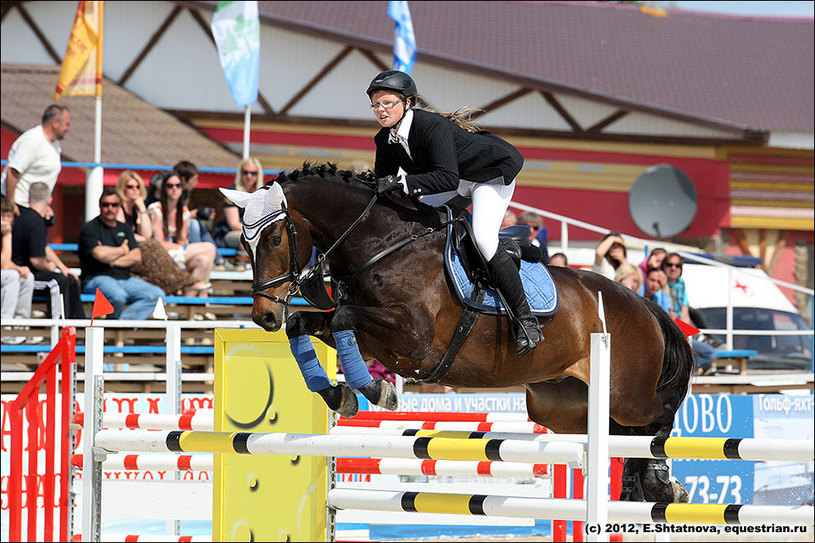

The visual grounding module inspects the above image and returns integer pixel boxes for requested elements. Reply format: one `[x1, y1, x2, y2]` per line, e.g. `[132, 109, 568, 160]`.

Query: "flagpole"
[243, 104, 250, 159]
[86, 1, 104, 222]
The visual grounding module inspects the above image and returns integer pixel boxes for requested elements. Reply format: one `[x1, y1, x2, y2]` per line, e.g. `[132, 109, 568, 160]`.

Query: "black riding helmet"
[366, 70, 418, 101]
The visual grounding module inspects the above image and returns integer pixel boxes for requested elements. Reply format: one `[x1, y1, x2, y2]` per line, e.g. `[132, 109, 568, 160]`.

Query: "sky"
[671, 1, 814, 18]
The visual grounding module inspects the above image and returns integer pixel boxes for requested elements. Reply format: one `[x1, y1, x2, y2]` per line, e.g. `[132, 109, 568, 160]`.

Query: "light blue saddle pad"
[444, 220, 559, 317]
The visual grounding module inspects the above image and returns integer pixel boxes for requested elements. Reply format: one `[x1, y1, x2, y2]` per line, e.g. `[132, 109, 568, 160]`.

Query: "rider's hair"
[419, 102, 483, 133]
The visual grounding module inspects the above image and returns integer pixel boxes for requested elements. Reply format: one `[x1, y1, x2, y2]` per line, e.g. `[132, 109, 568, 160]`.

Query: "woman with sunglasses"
[366, 70, 541, 357]
[148, 173, 216, 297]
[117, 171, 194, 296]
[214, 157, 263, 250]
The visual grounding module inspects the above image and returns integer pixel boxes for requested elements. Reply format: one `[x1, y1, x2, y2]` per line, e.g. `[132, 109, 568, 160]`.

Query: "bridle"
[248, 191, 455, 310]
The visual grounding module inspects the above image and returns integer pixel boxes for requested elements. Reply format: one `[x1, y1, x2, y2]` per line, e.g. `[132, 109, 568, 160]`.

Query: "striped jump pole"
[329, 427, 815, 462]
[93, 430, 585, 466]
[336, 458, 549, 478]
[75, 412, 215, 431]
[345, 411, 534, 422]
[72, 535, 211, 542]
[327, 488, 815, 527]
[337, 419, 549, 433]
[72, 453, 213, 472]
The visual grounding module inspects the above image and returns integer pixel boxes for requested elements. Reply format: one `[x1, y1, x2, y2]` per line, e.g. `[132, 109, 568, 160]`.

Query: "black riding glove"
[375, 175, 404, 196]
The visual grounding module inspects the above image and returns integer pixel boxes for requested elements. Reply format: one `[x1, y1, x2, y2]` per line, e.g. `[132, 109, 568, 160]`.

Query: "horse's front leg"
[284, 310, 360, 418]
[328, 303, 431, 412]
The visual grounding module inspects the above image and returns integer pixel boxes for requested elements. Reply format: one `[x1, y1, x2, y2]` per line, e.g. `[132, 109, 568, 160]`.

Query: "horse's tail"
[646, 300, 695, 400]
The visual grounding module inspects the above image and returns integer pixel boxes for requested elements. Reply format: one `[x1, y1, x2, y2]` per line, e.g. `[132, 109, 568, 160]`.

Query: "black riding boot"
[487, 250, 543, 356]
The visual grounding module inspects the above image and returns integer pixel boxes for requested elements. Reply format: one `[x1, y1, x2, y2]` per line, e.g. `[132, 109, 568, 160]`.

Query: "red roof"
[187, 0, 813, 133]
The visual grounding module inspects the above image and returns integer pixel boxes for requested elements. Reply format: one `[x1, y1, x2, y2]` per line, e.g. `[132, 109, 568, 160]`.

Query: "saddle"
[450, 209, 544, 284]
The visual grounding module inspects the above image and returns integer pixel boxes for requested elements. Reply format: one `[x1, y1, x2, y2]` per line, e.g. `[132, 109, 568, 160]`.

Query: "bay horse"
[222, 164, 694, 502]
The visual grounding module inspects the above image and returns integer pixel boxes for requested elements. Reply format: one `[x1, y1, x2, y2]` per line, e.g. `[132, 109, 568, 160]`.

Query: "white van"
[681, 262, 812, 370]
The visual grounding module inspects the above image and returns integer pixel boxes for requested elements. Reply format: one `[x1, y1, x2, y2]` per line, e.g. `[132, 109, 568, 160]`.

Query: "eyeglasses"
[370, 100, 403, 110]
[165, 183, 182, 189]
[664, 262, 682, 269]
[100, 202, 120, 208]
[242, 170, 259, 176]
[125, 184, 139, 190]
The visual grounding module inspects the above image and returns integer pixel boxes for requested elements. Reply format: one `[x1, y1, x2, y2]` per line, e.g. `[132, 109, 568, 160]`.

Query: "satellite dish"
[629, 164, 698, 239]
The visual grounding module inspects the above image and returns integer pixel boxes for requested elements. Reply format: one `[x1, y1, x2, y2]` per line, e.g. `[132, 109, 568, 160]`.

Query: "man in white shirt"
[1, 104, 71, 216]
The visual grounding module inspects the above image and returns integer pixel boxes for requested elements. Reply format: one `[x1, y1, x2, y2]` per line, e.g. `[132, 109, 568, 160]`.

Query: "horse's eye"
[270, 235, 282, 246]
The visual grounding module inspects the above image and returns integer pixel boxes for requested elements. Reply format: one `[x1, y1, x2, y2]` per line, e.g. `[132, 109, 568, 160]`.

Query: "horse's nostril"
[260, 311, 278, 330]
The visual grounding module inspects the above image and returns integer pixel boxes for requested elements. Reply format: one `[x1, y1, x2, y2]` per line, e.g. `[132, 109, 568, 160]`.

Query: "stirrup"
[514, 318, 543, 357]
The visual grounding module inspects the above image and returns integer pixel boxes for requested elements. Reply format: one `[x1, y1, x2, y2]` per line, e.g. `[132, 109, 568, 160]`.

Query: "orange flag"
[91, 288, 114, 325]
[54, 1, 103, 101]
[674, 318, 700, 338]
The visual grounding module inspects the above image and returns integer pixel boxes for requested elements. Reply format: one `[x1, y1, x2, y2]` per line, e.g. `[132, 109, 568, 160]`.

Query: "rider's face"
[371, 90, 405, 129]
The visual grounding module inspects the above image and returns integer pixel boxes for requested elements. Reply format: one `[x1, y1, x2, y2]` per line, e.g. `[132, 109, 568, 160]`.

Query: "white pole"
[165, 323, 182, 536]
[85, 96, 104, 222]
[586, 332, 610, 541]
[81, 326, 104, 542]
[726, 268, 734, 349]
[242, 105, 251, 158]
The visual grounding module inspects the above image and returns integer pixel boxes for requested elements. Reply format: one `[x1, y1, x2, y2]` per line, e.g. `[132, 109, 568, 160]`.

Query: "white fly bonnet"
[219, 182, 287, 257]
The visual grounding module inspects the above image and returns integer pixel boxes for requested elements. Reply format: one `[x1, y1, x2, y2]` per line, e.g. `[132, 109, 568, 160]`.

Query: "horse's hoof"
[317, 384, 359, 418]
[359, 379, 399, 411]
[672, 480, 690, 503]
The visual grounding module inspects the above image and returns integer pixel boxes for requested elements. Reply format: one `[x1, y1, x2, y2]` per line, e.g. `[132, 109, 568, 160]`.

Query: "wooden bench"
[712, 349, 758, 375]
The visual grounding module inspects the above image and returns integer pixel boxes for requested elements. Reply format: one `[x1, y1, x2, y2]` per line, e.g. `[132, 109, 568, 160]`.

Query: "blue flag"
[388, 1, 416, 74]
[211, 1, 260, 107]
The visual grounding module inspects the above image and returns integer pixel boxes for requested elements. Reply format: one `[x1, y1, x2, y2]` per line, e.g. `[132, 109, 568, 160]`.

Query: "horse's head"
[219, 183, 313, 331]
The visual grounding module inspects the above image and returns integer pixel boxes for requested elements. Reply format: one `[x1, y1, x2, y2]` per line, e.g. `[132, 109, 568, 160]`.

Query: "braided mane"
[271, 162, 375, 190]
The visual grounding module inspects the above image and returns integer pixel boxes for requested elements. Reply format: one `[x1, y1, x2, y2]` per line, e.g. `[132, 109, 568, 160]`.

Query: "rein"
[250, 192, 455, 309]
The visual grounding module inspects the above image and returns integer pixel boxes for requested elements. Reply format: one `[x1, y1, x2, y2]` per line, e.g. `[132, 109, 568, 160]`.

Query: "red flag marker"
[91, 288, 114, 325]
[674, 318, 700, 338]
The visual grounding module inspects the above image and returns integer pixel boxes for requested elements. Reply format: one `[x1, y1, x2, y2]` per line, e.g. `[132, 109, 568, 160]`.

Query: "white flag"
[211, 1, 260, 107]
[388, 1, 416, 74]
[152, 297, 167, 320]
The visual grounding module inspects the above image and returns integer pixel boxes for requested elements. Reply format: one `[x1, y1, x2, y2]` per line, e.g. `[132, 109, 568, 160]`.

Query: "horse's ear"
[219, 187, 251, 209]
[264, 182, 285, 206]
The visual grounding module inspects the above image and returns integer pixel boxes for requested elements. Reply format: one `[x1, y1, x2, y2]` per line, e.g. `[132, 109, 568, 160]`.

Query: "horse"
[222, 163, 694, 503]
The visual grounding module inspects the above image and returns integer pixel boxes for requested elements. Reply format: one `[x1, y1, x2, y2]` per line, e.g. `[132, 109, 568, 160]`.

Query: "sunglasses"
[100, 202, 120, 208]
[242, 170, 259, 176]
[664, 262, 682, 268]
[125, 183, 139, 189]
[165, 183, 183, 189]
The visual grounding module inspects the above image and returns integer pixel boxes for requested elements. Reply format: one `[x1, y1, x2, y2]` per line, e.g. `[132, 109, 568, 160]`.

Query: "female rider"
[368, 70, 541, 356]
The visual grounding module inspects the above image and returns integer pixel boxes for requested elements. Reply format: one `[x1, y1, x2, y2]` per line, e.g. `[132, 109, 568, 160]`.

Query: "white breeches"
[419, 178, 516, 260]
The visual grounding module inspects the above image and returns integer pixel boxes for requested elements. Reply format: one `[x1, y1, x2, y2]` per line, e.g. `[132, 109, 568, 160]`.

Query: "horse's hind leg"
[613, 390, 690, 504]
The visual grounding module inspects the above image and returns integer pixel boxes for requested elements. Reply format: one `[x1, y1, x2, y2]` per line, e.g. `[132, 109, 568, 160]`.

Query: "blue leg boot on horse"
[288, 332, 397, 418]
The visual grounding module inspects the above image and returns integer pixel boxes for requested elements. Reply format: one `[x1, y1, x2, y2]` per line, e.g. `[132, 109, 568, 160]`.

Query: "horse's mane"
[270, 162, 376, 191]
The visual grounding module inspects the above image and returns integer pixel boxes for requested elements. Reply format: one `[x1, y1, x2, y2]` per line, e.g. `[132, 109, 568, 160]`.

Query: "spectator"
[1, 104, 71, 216]
[215, 157, 264, 250]
[615, 262, 642, 293]
[549, 252, 568, 267]
[173, 161, 212, 239]
[148, 173, 216, 298]
[661, 252, 716, 375]
[638, 247, 667, 284]
[11, 182, 85, 319]
[2, 196, 35, 344]
[592, 232, 630, 280]
[517, 211, 550, 264]
[78, 188, 163, 319]
[116, 170, 195, 295]
[638, 267, 672, 313]
[144, 171, 164, 208]
[501, 210, 517, 229]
